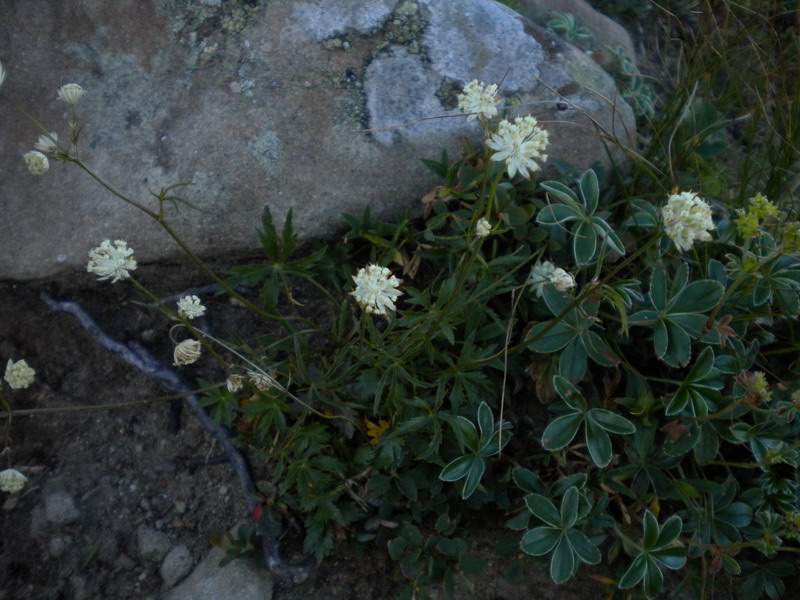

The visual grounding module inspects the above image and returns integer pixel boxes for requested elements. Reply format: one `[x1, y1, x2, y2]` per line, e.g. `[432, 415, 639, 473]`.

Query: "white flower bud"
[57, 83, 85, 105]
[173, 340, 202, 366]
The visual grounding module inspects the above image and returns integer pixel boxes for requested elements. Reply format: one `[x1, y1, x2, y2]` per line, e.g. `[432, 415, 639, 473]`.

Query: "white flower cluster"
[457, 80, 501, 121]
[23, 151, 49, 175]
[87, 239, 137, 283]
[487, 116, 549, 179]
[527, 261, 576, 297]
[19, 81, 84, 174]
[351, 264, 403, 316]
[475, 217, 492, 238]
[661, 191, 715, 252]
[4, 359, 35, 390]
[57, 83, 85, 105]
[0, 469, 27, 493]
[177, 295, 206, 319]
[173, 340, 201, 366]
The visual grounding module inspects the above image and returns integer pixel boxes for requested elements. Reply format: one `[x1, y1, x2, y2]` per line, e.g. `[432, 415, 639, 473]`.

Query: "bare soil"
[0, 264, 620, 600]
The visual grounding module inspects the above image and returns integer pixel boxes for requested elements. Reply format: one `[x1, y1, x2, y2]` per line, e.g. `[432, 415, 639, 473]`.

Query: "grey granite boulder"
[0, 0, 634, 280]
[165, 547, 272, 600]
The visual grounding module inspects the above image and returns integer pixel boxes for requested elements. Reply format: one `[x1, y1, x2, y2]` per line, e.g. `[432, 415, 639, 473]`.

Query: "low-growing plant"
[2, 2, 800, 599]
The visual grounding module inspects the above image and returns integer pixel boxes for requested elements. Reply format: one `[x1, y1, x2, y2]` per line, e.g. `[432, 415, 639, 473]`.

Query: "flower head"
[475, 217, 492, 238]
[486, 116, 549, 179]
[23, 151, 49, 175]
[661, 191, 715, 251]
[57, 83, 85, 105]
[173, 340, 201, 366]
[350, 264, 403, 316]
[34, 132, 59, 155]
[226, 374, 244, 393]
[457, 80, 501, 121]
[4, 359, 35, 390]
[527, 261, 575, 297]
[248, 370, 277, 392]
[177, 295, 206, 320]
[87, 239, 137, 283]
[0, 469, 27, 493]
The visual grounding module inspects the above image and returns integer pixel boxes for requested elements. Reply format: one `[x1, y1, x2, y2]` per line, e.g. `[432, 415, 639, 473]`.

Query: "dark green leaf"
[541, 413, 584, 451]
[585, 418, 613, 467]
[550, 537, 576, 584]
[520, 526, 561, 556]
[524, 493, 562, 528]
[560, 487, 579, 529]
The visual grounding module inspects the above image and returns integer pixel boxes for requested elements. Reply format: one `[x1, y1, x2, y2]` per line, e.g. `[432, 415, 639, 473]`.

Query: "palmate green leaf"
[551, 537, 576, 584]
[618, 554, 648, 589]
[573, 220, 598, 265]
[541, 413, 584, 451]
[528, 320, 575, 353]
[566, 529, 601, 565]
[439, 455, 474, 482]
[461, 457, 486, 499]
[579, 168, 599, 213]
[520, 526, 561, 555]
[540, 180, 581, 209]
[643, 559, 665, 598]
[559, 339, 588, 381]
[536, 203, 581, 225]
[590, 409, 637, 435]
[560, 487, 579, 528]
[524, 493, 561, 527]
[585, 418, 613, 467]
[553, 376, 587, 411]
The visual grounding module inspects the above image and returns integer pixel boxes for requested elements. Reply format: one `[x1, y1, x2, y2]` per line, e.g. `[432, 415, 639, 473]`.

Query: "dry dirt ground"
[0, 264, 621, 600]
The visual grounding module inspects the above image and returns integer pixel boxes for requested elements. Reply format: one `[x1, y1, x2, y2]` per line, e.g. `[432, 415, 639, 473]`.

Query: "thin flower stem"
[0, 384, 224, 419]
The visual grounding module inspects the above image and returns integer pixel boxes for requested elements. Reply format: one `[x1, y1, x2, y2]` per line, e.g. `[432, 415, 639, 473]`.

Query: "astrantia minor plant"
[3, 36, 800, 600]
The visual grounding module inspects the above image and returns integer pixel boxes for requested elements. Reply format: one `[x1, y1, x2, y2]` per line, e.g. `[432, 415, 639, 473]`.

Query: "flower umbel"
[0, 469, 27, 493]
[173, 340, 202, 366]
[661, 191, 715, 251]
[457, 80, 501, 121]
[4, 359, 35, 390]
[57, 83, 85, 105]
[486, 116, 549, 179]
[87, 240, 137, 283]
[527, 261, 576, 297]
[177, 295, 206, 320]
[226, 374, 244, 393]
[475, 217, 492, 238]
[351, 264, 403, 316]
[23, 151, 49, 175]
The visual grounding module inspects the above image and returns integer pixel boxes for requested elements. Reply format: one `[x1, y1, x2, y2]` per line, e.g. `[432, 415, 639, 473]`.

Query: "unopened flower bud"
[226, 374, 243, 393]
[173, 340, 201, 366]
[57, 83, 85, 105]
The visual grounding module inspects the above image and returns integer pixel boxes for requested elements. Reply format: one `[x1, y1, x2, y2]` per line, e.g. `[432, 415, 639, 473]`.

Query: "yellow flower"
[364, 418, 390, 445]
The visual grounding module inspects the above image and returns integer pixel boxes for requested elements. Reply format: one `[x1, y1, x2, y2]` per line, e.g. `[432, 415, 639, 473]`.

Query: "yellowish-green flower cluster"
[781, 222, 800, 253]
[735, 193, 779, 239]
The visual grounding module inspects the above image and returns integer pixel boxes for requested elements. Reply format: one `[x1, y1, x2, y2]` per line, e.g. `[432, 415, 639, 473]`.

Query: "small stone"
[118, 552, 137, 570]
[174, 501, 187, 514]
[137, 525, 172, 562]
[44, 492, 80, 524]
[161, 545, 193, 586]
[49, 536, 70, 558]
